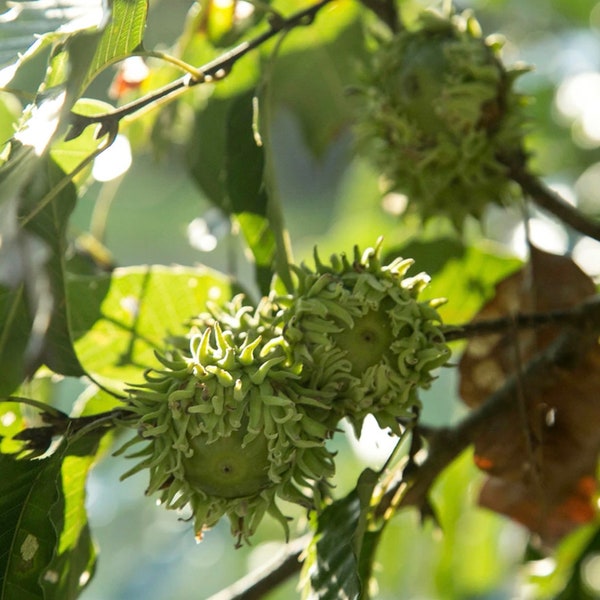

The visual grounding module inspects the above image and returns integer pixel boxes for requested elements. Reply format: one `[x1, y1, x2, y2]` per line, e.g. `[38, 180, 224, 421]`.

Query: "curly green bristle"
[274, 239, 451, 435]
[355, 9, 528, 227]
[120, 301, 336, 544]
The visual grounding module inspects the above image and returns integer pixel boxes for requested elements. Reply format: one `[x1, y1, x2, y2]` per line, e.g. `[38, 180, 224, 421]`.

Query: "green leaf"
[0, 6, 112, 393]
[225, 92, 276, 293]
[0, 401, 26, 455]
[526, 524, 600, 599]
[225, 92, 266, 215]
[71, 265, 232, 390]
[308, 495, 362, 599]
[41, 434, 105, 600]
[22, 157, 84, 377]
[50, 99, 115, 189]
[0, 2, 108, 159]
[0, 453, 61, 599]
[187, 93, 238, 210]
[305, 469, 380, 600]
[0, 111, 65, 208]
[0, 282, 33, 396]
[83, 0, 149, 91]
[41, 526, 95, 600]
[0, 154, 85, 393]
[189, 88, 280, 293]
[0, 6, 106, 121]
[387, 238, 522, 325]
[269, 2, 365, 155]
[0, 94, 20, 149]
[0, 430, 104, 600]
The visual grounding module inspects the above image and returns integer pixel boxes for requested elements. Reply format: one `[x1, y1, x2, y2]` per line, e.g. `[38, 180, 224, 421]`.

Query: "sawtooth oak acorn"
[118, 297, 336, 546]
[120, 241, 450, 543]
[355, 8, 528, 227]
[273, 239, 451, 436]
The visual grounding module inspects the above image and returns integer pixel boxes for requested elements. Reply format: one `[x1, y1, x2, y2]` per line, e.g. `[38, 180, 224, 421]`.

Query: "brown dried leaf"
[458, 246, 600, 545]
[474, 348, 600, 545]
[459, 245, 596, 407]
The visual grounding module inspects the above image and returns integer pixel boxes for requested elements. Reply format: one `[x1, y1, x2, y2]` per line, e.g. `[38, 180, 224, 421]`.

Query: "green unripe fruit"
[355, 9, 528, 227]
[118, 300, 337, 545]
[119, 243, 450, 543]
[274, 239, 451, 435]
[183, 429, 271, 498]
[333, 309, 394, 376]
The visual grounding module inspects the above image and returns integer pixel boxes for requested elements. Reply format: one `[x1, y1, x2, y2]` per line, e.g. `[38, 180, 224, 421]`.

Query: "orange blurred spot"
[576, 475, 597, 497]
[474, 455, 494, 471]
[109, 57, 149, 100]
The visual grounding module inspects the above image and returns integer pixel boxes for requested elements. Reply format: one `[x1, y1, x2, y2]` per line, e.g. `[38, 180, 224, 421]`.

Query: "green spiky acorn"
[273, 239, 451, 436]
[355, 8, 528, 227]
[118, 298, 336, 546]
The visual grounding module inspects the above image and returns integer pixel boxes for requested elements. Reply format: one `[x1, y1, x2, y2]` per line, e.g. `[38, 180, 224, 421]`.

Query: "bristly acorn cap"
[354, 8, 529, 228]
[117, 298, 336, 546]
[274, 239, 451, 436]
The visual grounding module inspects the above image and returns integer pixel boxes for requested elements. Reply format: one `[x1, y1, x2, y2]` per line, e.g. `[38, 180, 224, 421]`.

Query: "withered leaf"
[459, 245, 596, 407]
[458, 246, 600, 546]
[474, 348, 600, 545]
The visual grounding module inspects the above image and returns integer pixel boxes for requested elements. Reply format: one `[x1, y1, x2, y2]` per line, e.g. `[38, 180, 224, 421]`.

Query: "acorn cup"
[355, 8, 528, 227]
[273, 239, 451, 436]
[117, 298, 336, 546]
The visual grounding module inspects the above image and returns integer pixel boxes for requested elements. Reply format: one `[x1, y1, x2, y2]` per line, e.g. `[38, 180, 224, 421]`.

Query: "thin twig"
[442, 298, 600, 342]
[508, 316, 544, 503]
[206, 534, 309, 600]
[66, 0, 334, 141]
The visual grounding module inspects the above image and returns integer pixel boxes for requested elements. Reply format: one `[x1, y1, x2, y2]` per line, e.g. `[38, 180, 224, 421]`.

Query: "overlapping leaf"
[41, 434, 105, 600]
[0, 156, 83, 394]
[0, 0, 105, 69]
[50, 99, 115, 189]
[0, 452, 58, 600]
[226, 91, 276, 293]
[0, 0, 121, 393]
[385, 237, 522, 324]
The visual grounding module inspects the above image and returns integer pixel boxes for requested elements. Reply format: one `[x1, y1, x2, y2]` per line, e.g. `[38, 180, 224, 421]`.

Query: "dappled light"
[555, 72, 600, 147]
[92, 134, 132, 182]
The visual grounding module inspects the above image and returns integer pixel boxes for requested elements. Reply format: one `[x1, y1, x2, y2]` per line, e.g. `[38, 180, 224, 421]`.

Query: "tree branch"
[65, 0, 334, 141]
[206, 534, 309, 600]
[443, 297, 600, 342]
[385, 299, 600, 514]
[1, 397, 134, 455]
[504, 158, 600, 242]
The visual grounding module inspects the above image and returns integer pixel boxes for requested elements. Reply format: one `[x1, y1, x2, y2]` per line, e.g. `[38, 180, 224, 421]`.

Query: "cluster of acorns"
[355, 8, 528, 227]
[118, 241, 450, 544]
